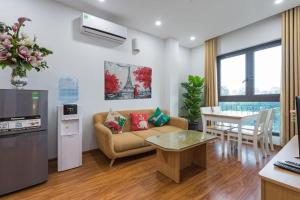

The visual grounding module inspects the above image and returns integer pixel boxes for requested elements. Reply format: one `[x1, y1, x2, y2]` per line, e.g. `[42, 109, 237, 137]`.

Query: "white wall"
[163, 39, 191, 117]
[161, 39, 178, 115]
[179, 47, 191, 79]
[191, 45, 205, 77]
[178, 47, 192, 116]
[218, 14, 281, 55]
[161, 40, 191, 117]
[0, 0, 191, 159]
[190, 14, 281, 77]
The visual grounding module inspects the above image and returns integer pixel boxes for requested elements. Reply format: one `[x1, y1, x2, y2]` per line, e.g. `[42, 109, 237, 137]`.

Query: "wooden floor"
[2, 141, 278, 200]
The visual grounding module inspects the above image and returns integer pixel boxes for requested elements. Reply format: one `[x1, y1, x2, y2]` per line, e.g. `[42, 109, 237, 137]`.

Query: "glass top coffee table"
[146, 130, 216, 183]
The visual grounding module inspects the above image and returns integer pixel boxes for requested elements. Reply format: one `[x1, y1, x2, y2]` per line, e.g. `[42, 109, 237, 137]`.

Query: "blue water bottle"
[58, 77, 79, 104]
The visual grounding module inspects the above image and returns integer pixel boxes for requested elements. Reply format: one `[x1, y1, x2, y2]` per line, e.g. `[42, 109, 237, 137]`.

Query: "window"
[217, 40, 281, 135]
[220, 54, 246, 96]
[254, 46, 281, 95]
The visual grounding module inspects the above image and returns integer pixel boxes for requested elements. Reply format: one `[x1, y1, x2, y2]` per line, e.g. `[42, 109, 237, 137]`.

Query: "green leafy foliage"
[181, 75, 205, 123]
[0, 23, 5, 33]
[0, 62, 6, 69]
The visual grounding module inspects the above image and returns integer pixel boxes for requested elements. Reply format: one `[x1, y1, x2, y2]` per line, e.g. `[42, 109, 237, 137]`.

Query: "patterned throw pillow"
[130, 113, 150, 131]
[104, 111, 127, 134]
[148, 107, 170, 127]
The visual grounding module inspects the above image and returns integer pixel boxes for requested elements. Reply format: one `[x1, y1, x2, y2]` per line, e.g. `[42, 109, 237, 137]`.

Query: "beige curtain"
[204, 38, 218, 107]
[281, 6, 300, 145]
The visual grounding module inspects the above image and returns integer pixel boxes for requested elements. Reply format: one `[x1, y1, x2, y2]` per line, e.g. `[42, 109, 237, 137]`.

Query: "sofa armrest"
[94, 123, 115, 159]
[168, 117, 188, 130]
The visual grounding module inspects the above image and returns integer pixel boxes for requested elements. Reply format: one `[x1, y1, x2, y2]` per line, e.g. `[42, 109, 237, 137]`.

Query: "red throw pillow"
[130, 113, 150, 131]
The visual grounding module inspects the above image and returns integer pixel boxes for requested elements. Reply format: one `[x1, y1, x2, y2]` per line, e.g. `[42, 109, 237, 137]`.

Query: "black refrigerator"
[0, 89, 48, 196]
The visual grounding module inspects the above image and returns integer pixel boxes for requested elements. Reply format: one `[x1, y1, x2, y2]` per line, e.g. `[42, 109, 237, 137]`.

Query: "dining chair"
[235, 109, 275, 156]
[201, 106, 230, 154]
[264, 109, 276, 155]
[227, 109, 269, 162]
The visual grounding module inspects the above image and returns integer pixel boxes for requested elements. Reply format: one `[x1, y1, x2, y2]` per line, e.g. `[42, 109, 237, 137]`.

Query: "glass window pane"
[220, 54, 246, 96]
[254, 46, 281, 94]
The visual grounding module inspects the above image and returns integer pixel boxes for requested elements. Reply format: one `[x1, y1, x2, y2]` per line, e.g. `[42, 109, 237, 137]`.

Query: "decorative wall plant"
[181, 75, 205, 129]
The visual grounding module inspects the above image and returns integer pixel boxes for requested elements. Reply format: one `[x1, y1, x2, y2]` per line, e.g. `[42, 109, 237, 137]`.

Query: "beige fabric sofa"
[93, 109, 188, 167]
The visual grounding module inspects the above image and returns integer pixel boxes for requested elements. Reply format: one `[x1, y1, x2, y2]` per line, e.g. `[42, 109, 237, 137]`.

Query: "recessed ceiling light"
[155, 20, 162, 26]
[98, 0, 105, 2]
[190, 36, 196, 41]
[274, 0, 284, 4]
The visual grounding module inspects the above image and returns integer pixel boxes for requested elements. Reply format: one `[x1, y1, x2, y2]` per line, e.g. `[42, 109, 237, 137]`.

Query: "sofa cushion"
[94, 109, 170, 132]
[120, 110, 155, 132]
[152, 125, 183, 133]
[148, 107, 170, 127]
[104, 111, 127, 134]
[131, 129, 161, 140]
[130, 113, 150, 131]
[112, 132, 145, 152]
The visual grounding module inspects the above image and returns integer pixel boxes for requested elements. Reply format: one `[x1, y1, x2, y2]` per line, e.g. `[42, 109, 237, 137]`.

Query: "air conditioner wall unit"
[80, 13, 127, 44]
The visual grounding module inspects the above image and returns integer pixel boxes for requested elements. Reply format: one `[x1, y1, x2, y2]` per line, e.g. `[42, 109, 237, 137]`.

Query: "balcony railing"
[219, 102, 280, 135]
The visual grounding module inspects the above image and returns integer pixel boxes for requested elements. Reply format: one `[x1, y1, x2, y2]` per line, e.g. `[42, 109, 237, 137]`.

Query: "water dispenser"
[57, 104, 82, 171]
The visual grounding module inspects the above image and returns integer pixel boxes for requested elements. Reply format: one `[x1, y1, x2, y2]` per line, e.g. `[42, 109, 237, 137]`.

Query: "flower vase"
[10, 66, 28, 89]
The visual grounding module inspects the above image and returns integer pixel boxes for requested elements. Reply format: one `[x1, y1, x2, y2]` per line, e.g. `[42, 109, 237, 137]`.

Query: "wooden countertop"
[259, 135, 300, 193]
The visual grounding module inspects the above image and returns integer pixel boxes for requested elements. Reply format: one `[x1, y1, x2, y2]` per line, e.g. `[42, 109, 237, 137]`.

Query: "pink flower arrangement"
[0, 17, 52, 76]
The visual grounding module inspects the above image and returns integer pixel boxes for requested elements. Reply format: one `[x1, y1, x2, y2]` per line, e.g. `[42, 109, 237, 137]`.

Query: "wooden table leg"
[156, 149, 180, 183]
[192, 143, 207, 169]
[180, 144, 207, 169]
[156, 144, 207, 183]
[237, 122, 242, 162]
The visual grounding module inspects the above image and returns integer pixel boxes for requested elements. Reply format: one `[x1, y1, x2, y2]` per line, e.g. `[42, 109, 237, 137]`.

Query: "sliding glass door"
[217, 40, 281, 135]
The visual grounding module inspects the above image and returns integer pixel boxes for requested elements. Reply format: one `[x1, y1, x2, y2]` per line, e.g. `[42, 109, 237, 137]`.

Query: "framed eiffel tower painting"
[104, 61, 152, 100]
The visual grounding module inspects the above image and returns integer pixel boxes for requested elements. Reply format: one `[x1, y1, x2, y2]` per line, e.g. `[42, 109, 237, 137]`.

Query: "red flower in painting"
[105, 70, 120, 93]
[133, 67, 152, 89]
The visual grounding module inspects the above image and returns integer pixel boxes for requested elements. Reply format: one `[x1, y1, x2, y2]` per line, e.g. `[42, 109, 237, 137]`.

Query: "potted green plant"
[0, 17, 52, 89]
[181, 75, 205, 130]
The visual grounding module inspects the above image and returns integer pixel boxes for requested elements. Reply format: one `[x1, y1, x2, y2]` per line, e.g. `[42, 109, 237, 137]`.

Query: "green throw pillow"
[149, 107, 170, 127]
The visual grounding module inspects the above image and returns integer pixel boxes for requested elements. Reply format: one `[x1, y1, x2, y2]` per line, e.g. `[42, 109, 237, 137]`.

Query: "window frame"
[217, 40, 281, 102]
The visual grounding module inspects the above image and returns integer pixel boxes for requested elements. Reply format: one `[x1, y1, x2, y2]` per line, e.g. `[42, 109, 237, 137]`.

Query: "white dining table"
[201, 110, 259, 162]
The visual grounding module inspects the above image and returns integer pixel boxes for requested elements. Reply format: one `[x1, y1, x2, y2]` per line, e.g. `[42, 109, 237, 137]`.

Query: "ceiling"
[56, 0, 300, 48]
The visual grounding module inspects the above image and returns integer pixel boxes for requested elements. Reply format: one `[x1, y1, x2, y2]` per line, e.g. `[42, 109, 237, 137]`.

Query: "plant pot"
[10, 66, 28, 89]
[188, 122, 199, 130]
